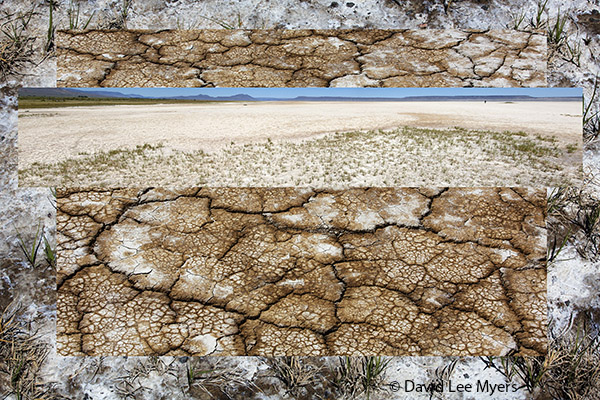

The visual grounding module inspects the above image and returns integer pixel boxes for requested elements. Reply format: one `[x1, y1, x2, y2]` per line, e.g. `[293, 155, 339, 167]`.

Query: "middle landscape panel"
[18, 87, 582, 187]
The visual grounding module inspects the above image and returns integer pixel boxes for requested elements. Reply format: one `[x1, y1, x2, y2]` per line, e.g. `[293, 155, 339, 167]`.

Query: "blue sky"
[77, 87, 582, 98]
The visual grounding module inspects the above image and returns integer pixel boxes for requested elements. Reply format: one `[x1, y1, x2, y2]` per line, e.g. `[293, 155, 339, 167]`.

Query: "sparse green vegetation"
[504, 0, 587, 69]
[530, 0, 549, 30]
[196, 14, 243, 29]
[15, 223, 43, 268]
[481, 353, 549, 393]
[19, 126, 579, 187]
[18, 96, 221, 109]
[14, 222, 55, 270]
[431, 359, 458, 389]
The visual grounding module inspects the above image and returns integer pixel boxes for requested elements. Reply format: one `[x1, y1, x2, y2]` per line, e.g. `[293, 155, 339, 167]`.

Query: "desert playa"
[18, 100, 582, 187]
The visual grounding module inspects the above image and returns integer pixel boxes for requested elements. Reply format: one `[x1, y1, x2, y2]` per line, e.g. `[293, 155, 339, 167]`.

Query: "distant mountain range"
[18, 88, 582, 102]
[19, 88, 146, 98]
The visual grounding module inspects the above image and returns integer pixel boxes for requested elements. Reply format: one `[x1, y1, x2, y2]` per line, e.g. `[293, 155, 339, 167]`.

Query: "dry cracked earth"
[57, 187, 547, 357]
[57, 29, 546, 87]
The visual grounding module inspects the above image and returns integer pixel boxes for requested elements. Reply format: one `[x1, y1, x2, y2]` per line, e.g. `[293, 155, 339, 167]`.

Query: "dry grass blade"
[584, 76, 600, 142]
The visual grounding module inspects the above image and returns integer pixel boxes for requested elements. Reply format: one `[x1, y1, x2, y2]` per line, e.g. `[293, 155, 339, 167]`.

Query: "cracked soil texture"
[57, 187, 547, 357]
[57, 29, 546, 87]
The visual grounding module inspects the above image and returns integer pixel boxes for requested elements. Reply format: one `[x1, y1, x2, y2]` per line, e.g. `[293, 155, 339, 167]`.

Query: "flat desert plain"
[18, 101, 582, 187]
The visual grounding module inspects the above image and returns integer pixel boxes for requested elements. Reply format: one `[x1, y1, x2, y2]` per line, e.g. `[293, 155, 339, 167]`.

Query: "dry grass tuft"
[0, 9, 37, 81]
[544, 319, 600, 399]
[334, 356, 391, 400]
[547, 185, 600, 262]
[187, 358, 259, 399]
[114, 356, 182, 398]
[269, 357, 322, 398]
[0, 302, 51, 399]
[481, 318, 600, 399]
[584, 76, 600, 143]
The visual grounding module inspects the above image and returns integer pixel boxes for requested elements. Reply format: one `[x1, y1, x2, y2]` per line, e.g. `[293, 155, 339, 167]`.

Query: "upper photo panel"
[18, 87, 581, 187]
[56, 29, 546, 88]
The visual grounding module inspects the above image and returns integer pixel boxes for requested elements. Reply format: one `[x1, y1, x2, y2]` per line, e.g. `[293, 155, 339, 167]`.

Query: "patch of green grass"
[547, 9, 567, 48]
[566, 144, 578, 153]
[107, 0, 130, 29]
[196, 14, 243, 29]
[547, 185, 600, 262]
[530, 0, 549, 30]
[547, 226, 571, 263]
[481, 354, 548, 393]
[509, 9, 527, 30]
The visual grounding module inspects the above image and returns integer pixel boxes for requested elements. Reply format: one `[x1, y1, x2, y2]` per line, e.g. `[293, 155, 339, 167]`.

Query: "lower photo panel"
[56, 187, 547, 356]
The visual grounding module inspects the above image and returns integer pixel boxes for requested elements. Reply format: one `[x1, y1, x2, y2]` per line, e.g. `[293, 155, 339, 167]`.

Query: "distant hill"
[18, 88, 144, 98]
[170, 94, 257, 101]
[18, 88, 581, 102]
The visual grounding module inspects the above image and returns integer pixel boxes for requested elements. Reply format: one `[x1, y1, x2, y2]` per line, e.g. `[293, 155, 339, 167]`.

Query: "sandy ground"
[18, 101, 581, 166]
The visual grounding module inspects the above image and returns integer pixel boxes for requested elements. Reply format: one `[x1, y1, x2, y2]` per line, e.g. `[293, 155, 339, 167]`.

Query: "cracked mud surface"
[57, 187, 547, 357]
[57, 29, 546, 87]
